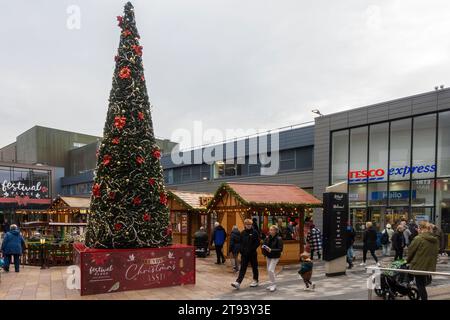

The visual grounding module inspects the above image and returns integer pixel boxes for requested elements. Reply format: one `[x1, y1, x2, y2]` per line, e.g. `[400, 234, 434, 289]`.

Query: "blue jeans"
[347, 246, 354, 263]
[3, 254, 21, 272]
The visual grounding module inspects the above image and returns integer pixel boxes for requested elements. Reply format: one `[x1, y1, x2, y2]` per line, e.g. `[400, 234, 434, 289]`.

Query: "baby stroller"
[374, 260, 419, 300]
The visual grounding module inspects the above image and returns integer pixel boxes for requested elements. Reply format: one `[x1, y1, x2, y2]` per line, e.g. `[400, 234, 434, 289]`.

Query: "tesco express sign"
[349, 164, 436, 182]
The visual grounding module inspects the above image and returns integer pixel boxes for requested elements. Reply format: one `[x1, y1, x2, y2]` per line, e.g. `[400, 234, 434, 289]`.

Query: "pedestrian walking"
[391, 225, 406, 260]
[381, 224, 394, 256]
[229, 225, 241, 272]
[231, 219, 260, 290]
[298, 252, 315, 291]
[1, 224, 25, 273]
[262, 225, 283, 292]
[306, 224, 322, 260]
[360, 221, 380, 266]
[2, 219, 10, 233]
[407, 222, 439, 300]
[402, 221, 412, 247]
[345, 222, 356, 269]
[193, 226, 209, 258]
[211, 222, 227, 264]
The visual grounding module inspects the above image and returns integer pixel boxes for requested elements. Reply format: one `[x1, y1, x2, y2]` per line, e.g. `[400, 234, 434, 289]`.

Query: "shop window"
[390, 118, 412, 181]
[369, 123, 389, 181]
[411, 179, 434, 207]
[331, 130, 349, 184]
[411, 207, 433, 224]
[349, 184, 367, 207]
[436, 179, 450, 239]
[438, 111, 450, 177]
[0, 166, 11, 183]
[368, 182, 388, 206]
[412, 114, 436, 179]
[349, 126, 368, 183]
[350, 208, 367, 242]
[200, 164, 210, 180]
[388, 181, 410, 206]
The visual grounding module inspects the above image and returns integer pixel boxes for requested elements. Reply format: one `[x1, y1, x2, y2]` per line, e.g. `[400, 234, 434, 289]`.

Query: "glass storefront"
[330, 110, 449, 241]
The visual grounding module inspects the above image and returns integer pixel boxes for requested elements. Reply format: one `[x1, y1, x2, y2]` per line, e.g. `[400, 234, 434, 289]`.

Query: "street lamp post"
[40, 238, 47, 269]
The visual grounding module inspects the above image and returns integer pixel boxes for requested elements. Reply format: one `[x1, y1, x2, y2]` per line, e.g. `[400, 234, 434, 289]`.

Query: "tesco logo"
[349, 164, 436, 182]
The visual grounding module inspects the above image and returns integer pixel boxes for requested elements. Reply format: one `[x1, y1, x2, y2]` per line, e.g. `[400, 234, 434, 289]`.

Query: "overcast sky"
[1, 0, 450, 149]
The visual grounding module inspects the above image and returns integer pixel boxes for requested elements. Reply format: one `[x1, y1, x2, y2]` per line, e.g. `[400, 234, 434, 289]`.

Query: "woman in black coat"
[360, 221, 379, 266]
[391, 225, 406, 260]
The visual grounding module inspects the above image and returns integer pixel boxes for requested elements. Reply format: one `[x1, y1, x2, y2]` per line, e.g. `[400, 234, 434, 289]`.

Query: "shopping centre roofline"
[318, 87, 450, 118]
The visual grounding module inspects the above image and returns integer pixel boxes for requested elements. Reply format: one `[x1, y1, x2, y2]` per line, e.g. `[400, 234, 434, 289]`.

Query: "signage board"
[322, 192, 348, 261]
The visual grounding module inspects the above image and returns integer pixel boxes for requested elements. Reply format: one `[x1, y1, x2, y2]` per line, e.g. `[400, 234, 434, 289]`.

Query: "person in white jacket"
[381, 224, 395, 256]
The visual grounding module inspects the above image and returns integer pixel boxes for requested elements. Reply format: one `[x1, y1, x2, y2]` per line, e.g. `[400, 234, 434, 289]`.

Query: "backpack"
[381, 229, 390, 245]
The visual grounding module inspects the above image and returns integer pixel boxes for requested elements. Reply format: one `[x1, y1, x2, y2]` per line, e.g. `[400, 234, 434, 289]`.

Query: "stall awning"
[167, 189, 213, 211]
[51, 196, 91, 209]
[208, 182, 322, 211]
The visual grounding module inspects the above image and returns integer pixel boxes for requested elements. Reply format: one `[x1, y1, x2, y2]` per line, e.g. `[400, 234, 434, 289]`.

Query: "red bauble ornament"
[118, 67, 131, 79]
[138, 111, 144, 120]
[112, 137, 120, 145]
[133, 196, 142, 206]
[92, 183, 101, 198]
[152, 149, 161, 159]
[114, 223, 123, 231]
[102, 154, 112, 166]
[136, 156, 145, 164]
[116, 16, 123, 26]
[160, 192, 168, 205]
[143, 213, 151, 221]
[122, 29, 132, 37]
[114, 116, 126, 130]
[148, 178, 155, 186]
[108, 192, 116, 200]
[132, 45, 143, 56]
[141, 75, 145, 81]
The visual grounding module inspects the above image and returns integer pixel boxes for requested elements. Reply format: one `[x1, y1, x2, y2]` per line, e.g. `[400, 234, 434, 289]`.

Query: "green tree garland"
[85, 2, 172, 249]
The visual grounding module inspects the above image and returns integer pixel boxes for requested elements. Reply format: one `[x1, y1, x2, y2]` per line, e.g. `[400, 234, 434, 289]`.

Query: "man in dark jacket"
[1, 224, 25, 272]
[2, 218, 10, 233]
[229, 226, 241, 272]
[211, 222, 227, 264]
[194, 226, 209, 258]
[360, 221, 379, 266]
[231, 219, 260, 289]
[344, 223, 356, 269]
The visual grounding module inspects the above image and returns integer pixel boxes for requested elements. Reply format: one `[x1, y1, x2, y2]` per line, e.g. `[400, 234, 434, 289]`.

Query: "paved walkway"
[0, 251, 449, 300]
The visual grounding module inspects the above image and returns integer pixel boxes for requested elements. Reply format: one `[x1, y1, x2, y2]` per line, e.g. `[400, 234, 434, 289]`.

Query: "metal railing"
[365, 266, 450, 300]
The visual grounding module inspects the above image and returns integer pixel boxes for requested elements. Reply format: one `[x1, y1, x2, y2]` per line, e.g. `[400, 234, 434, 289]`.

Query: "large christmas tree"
[85, 2, 172, 249]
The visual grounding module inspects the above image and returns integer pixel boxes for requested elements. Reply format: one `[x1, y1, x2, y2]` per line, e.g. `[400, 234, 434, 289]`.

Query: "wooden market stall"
[167, 189, 214, 245]
[207, 182, 322, 265]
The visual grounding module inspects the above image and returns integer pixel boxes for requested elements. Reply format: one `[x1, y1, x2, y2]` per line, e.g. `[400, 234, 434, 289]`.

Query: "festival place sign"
[73, 243, 195, 295]
[0, 179, 51, 205]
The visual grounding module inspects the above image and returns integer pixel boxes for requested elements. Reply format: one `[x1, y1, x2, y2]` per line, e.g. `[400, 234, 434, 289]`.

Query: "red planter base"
[73, 243, 196, 296]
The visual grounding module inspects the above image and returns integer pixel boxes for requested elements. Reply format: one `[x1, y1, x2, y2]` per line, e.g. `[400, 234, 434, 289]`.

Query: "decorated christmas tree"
[85, 2, 172, 249]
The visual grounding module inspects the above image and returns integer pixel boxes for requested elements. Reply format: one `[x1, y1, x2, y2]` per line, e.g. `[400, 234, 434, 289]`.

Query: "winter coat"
[262, 234, 283, 259]
[229, 229, 241, 255]
[1, 229, 25, 255]
[307, 227, 322, 251]
[211, 225, 227, 246]
[407, 232, 439, 272]
[194, 229, 208, 247]
[239, 227, 260, 257]
[391, 231, 405, 251]
[345, 227, 356, 249]
[403, 228, 412, 246]
[363, 227, 378, 251]
[382, 227, 395, 241]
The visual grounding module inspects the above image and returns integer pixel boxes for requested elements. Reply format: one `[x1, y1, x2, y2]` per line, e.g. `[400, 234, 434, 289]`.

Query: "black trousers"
[215, 245, 225, 263]
[363, 248, 378, 263]
[3, 254, 20, 272]
[415, 275, 429, 300]
[236, 252, 259, 283]
[394, 248, 404, 261]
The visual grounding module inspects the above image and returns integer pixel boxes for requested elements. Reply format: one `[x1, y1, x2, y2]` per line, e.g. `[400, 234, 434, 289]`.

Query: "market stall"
[167, 189, 213, 245]
[207, 182, 322, 265]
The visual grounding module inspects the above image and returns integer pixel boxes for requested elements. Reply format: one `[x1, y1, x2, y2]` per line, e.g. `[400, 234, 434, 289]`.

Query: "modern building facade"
[313, 88, 450, 241]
